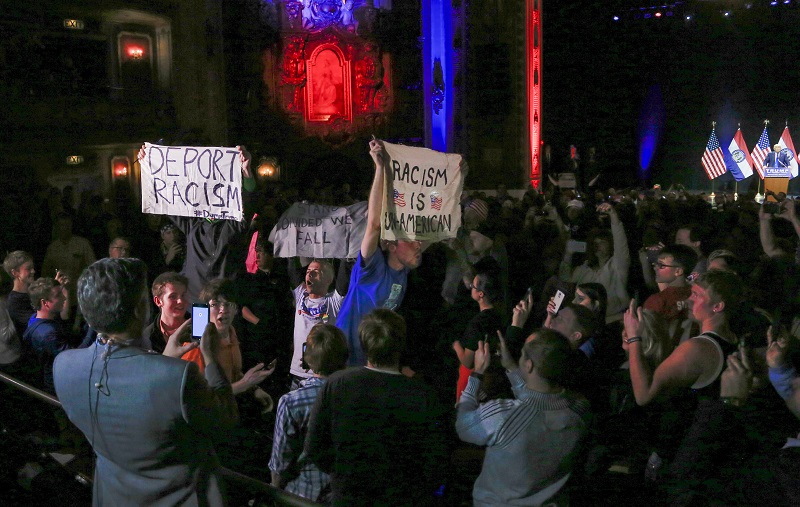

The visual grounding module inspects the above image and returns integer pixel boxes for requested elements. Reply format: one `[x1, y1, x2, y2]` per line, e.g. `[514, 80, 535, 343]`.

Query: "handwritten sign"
[269, 201, 368, 258]
[140, 143, 244, 221]
[380, 141, 466, 242]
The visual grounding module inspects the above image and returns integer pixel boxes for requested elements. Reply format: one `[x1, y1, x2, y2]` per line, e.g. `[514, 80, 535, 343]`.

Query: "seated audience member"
[143, 272, 190, 353]
[456, 329, 591, 507]
[453, 260, 503, 402]
[269, 324, 349, 503]
[182, 278, 276, 396]
[22, 277, 71, 393]
[306, 309, 447, 506]
[53, 258, 239, 506]
[643, 244, 697, 321]
[623, 270, 744, 505]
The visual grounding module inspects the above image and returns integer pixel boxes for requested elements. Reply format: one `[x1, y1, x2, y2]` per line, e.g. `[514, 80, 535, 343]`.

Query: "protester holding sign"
[335, 139, 466, 366]
[138, 144, 255, 303]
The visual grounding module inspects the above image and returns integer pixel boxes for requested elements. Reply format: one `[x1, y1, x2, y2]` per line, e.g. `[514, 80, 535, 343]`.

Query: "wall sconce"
[111, 156, 130, 178]
[119, 33, 151, 63]
[257, 157, 280, 180]
[126, 46, 145, 60]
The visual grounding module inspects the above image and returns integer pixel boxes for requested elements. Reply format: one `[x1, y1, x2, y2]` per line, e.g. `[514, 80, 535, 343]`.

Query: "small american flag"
[430, 194, 443, 210]
[701, 128, 727, 180]
[751, 127, 770, 179]
[393, 189, 406, 207]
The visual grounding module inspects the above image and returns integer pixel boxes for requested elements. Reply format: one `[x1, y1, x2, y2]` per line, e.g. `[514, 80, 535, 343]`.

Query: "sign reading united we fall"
[380, 141, 467, 242]
[140, 143, 244, 221]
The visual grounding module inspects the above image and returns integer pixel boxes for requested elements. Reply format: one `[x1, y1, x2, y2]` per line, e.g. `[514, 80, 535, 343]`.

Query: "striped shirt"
[269, 377, 330, 502]
[456, 371, 591, 506]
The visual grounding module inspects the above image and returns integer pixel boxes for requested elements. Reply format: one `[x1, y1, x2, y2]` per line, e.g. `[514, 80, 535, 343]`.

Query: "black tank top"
[691, 331, 739, 400]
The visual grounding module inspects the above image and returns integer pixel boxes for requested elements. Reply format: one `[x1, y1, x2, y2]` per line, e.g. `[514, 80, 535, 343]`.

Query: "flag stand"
[734, 181, 738, 202]
[710, 179, 716, 209]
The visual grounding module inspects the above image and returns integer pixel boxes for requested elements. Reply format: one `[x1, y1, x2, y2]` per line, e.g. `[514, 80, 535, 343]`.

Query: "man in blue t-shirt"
[335, 139, 423, 366]
[23, 277, 71, 393]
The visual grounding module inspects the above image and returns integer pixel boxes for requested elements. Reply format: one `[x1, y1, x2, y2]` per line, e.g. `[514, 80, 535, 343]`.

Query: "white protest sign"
[380, 141, 466, 242]
[140, 143, 244, 221]
[269, 201, 368, 258]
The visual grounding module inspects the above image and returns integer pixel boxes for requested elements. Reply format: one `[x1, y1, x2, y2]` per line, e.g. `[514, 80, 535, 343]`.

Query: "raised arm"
[361, 139, 387, 261]
[603, 203, 630, 275]
[624, 300, 708, 405]
[759, 204, 782, 258]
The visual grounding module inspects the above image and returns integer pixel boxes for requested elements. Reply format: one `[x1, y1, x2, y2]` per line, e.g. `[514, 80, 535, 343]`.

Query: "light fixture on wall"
[257, 157, 280, 180]
[111, 156, 130, 178]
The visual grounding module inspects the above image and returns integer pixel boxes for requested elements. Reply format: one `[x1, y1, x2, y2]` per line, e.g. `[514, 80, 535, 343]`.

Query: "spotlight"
[613, 15, 620, 21]
[686, 15, 692, 20]
[784, 0, 790, 4]
[770, 1, 778, 5]
[724, 11, 730, 17]
[655, 12, 662, 18]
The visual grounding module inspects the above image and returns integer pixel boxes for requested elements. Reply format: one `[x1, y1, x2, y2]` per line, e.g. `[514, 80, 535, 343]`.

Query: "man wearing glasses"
[107, 237, 132, 259]
[643, 244, 698, 321]
[181, 279, 275, 395]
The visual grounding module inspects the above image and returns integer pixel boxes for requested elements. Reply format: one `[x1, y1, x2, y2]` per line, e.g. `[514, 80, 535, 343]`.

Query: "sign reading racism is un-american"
[380, 141, 467, 242]
[139, 143, 244, 221]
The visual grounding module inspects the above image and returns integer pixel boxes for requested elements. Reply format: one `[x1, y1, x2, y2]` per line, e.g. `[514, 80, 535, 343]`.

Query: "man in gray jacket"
[54, 258, 238, 506]
[456, 329, 591, 506]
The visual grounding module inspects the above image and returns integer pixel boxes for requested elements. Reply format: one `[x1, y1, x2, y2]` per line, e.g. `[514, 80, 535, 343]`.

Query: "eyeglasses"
[652, 261, 679, 269]
[209, 301, 237, 311]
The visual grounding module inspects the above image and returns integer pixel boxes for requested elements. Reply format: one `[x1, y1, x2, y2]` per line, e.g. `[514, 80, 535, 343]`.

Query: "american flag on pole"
[751, 127, 770, 179]
[778, 127, 799, 178]
[701, 128, 727, 180]
[393, 189, 406, 207]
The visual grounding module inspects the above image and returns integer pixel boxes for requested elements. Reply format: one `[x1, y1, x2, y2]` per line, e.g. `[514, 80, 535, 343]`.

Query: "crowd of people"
[2, 140, 800, 506]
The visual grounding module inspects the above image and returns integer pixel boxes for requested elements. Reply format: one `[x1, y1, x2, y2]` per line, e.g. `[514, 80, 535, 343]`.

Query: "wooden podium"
[763, 164, 791, 199]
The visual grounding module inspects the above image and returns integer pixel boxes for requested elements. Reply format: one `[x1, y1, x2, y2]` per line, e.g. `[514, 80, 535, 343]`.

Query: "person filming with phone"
[182, 278, 276, 396]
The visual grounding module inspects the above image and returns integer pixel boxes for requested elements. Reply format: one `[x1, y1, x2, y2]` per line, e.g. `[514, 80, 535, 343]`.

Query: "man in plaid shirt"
[269, 324, 349, 502]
